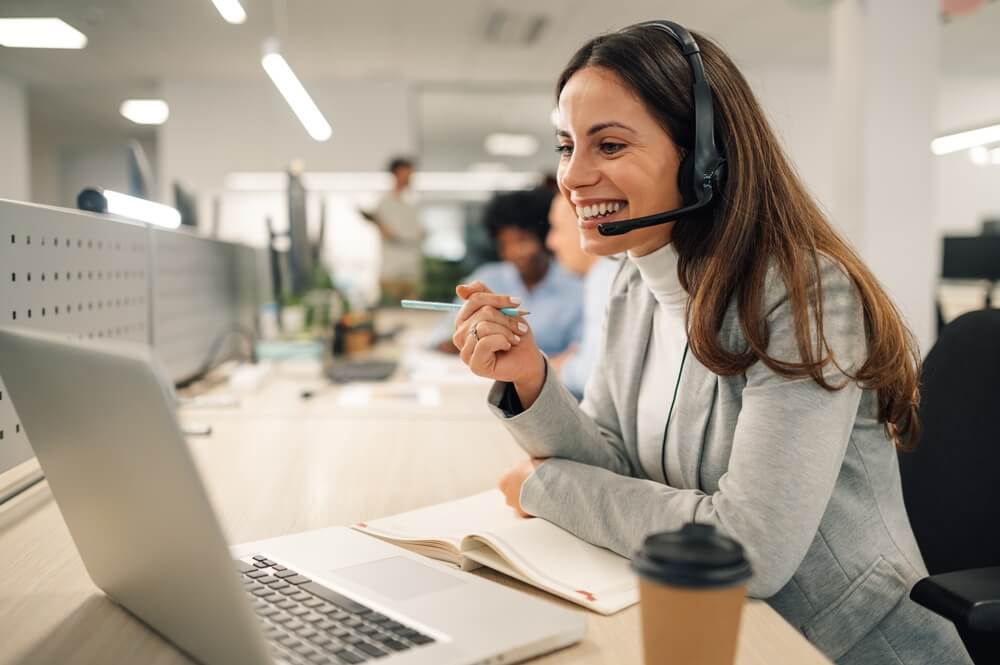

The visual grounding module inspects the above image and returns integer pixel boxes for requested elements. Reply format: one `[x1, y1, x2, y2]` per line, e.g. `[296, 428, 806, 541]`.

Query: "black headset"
[597, 20, 727, 237]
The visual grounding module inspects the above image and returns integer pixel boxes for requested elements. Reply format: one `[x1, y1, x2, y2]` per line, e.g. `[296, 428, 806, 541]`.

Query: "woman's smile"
[575, 201, 629, 230]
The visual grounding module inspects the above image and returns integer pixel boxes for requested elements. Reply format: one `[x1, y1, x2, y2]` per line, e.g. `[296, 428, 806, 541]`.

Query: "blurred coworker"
[546, 195, 618, 399]
[370, 157, 425, 301]
[431, 187, 583, 356]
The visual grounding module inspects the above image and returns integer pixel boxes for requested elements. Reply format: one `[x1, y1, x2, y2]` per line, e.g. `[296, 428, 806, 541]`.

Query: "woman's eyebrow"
[587, 121, 635, 136]
[555, 122, 636, 140]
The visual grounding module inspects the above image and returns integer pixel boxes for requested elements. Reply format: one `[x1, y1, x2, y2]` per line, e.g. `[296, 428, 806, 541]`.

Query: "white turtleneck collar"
[628, 242, 687, 310]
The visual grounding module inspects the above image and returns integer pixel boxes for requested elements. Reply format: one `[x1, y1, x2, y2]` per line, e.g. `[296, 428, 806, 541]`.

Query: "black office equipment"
[77, 187, 108, 214]
[324, 359, 398, 384]
[941, 236, 1000, 283]
[941, 235, 1000, 308]
[287, 170, 313, 297]
[264, 171, 327, 317]
[322, 325, 398, 384]
[313, 197, 327, 269]
[127, 139, 154, 200]
[900, 309, 1000, 664]
[173, 182, 199, 228]
[265, 216, 287, 308]
[236, 556, 435, 659]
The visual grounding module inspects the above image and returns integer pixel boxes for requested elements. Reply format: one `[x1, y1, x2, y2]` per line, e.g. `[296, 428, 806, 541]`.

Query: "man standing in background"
[370, 157, 425, 302]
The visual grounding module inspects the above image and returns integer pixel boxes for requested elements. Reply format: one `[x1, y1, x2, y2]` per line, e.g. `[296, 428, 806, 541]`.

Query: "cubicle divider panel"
[150, 229, 251, 384]
[240, 243, 273, 318]
[0, 200, 152, 476]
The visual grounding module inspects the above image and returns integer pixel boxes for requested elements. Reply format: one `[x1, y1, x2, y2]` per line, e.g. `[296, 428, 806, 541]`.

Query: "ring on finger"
[470, 322, 480, 342]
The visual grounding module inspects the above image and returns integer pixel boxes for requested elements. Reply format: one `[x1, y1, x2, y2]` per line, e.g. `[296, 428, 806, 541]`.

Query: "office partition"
[0, 199, 265, 483]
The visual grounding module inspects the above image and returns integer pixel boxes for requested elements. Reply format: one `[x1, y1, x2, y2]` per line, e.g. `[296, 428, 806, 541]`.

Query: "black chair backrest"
[899, 308, 1000, 575]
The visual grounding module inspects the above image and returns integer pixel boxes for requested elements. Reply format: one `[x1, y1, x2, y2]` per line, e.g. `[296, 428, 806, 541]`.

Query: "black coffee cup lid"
[632, 523, 752, 588]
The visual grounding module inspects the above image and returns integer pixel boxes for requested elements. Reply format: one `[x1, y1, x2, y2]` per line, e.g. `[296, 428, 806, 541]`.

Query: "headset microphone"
[596, 177, 722, 236]
[597, 20, 726, 238]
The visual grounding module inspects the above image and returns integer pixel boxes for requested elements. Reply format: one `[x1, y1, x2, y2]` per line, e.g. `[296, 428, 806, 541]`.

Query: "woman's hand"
[497, 458, 546, 518]
[452, 282, 545, 396]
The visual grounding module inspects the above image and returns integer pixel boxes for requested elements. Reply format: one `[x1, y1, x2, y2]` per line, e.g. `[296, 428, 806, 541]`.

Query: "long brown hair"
[557, 25, 921, 451]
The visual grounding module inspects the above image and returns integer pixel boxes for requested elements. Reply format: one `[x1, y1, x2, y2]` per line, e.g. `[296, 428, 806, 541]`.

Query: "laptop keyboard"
[237, 555, 435, 664]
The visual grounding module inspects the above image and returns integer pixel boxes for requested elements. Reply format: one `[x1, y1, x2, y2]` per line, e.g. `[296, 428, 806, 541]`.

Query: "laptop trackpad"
[332, 556, 467, 601]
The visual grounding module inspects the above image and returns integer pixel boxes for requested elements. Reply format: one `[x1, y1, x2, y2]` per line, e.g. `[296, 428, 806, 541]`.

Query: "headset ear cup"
[677, 151, 696, 205]
[711, 159, 727, 197]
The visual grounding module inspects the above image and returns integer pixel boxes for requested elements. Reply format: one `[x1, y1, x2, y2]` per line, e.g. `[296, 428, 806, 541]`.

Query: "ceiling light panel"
[261, 40, 332, 142]
[932, 123, 1000, 155]
[0, 18, 87, 49]
[209, 0, 247, 24]
[120, 99, 170, 125]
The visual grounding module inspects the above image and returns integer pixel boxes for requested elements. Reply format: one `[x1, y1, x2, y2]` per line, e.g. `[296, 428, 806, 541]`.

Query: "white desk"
[0, 310, 832, 665]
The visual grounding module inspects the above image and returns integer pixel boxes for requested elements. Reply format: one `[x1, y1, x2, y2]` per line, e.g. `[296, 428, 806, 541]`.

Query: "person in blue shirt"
[544, 194, 618, 399]
[432, 187, 583, 357]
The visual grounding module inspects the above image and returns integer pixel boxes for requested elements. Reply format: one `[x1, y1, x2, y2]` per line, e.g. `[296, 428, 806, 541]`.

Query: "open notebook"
[352, 490, 638, 615]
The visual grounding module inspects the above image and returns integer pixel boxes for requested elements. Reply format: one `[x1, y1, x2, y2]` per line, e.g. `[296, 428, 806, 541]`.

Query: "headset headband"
[638, 20, 721, 204]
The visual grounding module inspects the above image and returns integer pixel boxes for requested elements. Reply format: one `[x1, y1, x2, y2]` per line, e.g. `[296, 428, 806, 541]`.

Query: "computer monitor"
[941, 236, 1000, 282]
[313, 196, 327, 268]
[173, 182, 199, 228]
[287, 170, 313, 296]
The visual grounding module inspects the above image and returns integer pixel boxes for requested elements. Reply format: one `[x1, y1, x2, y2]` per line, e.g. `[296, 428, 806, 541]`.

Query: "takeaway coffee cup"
[632, 523, 753, 665]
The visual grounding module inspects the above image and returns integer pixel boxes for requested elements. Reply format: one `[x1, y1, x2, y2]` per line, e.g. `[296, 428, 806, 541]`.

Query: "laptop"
[0, 327, 585, 665]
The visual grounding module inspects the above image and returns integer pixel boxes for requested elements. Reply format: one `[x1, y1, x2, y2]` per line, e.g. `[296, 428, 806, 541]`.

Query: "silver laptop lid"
[0, 327, 272, 665]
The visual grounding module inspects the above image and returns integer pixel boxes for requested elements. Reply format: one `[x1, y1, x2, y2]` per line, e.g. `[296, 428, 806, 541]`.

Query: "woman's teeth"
[576, 202, 625, 221]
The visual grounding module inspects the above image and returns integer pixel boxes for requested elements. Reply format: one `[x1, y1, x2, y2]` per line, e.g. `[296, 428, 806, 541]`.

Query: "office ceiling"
[0, 0, 998, 168]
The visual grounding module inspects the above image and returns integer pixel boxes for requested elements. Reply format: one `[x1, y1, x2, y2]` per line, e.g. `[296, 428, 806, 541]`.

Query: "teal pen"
[401, 299, 529, 317]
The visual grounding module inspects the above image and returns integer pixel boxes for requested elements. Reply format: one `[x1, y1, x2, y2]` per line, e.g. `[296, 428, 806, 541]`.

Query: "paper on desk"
[336, 384, 441, 408]
[399, 350, 492, 385]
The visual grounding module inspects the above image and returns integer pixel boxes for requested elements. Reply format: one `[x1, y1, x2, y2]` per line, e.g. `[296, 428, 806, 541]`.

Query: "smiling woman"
[451, 19, 975, 665]
[555, 70, 684, 259]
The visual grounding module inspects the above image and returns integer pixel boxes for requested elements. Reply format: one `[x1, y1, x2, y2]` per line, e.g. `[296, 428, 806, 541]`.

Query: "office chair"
[899, 309, 1000, 665]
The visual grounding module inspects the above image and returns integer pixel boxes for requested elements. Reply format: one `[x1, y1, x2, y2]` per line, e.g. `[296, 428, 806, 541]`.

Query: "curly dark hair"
[387, 157, 414, 174]
[483, 186, 556, 244]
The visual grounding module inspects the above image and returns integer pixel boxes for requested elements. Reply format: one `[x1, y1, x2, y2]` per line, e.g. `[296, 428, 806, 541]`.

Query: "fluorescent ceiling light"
[104, 190, 181, 229]
[485, 133, 539, 157]
[261, 39, 332, 142]
[931, 123, 1000, 155]
[0, 18, 87, 49]
[209, 0, 247, 24]
[120, 99, 170, 125]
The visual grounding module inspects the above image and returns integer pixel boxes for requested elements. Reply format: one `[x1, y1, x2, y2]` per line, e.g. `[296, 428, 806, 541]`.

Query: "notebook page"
[352, 490, 519, 564]
[463, 516, 638, 615]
